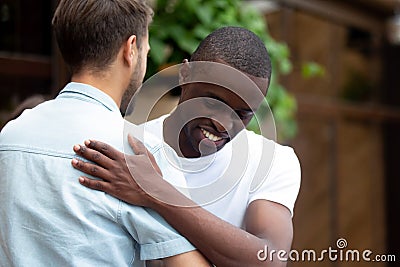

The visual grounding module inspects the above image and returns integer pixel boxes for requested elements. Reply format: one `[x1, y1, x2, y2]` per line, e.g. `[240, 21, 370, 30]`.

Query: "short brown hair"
[52, 0, 153, 74]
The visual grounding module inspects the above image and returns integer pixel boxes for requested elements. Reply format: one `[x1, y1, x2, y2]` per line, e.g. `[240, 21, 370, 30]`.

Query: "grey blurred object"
[2, 94, 47, 128]
[387, 0, 400, 44]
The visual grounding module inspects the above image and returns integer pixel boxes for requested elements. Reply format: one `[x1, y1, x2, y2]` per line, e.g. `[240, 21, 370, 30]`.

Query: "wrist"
[144, 181, 195, 211]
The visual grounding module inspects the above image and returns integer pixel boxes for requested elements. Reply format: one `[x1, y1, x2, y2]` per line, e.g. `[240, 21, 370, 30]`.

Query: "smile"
[201, 128, 223, 142]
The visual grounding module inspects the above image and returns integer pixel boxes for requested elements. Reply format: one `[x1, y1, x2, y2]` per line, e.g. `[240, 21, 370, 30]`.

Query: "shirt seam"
[0, 145, 76, 159]
[58, 83, 120, 113]
[116, 200, 123, 224]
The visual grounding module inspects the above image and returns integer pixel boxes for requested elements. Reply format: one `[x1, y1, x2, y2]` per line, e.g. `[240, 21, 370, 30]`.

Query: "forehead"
[186, 67, 268, 110]
[185, 83, 261, 112]
[187, 61, 267, 101]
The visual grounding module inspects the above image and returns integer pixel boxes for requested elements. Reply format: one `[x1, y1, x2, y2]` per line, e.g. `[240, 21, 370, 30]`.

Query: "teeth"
[201, 129, 222, 142]
[212, 135, 220, 141]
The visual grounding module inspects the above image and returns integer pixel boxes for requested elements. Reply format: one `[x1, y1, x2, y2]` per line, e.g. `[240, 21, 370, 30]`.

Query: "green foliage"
[301, 61, 325, 79]
[147, 0, 297, 140]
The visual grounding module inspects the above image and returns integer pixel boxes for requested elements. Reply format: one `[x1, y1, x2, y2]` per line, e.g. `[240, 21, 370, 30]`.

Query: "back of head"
[190, 26, 272, 81]
[52, 0, 153, 74]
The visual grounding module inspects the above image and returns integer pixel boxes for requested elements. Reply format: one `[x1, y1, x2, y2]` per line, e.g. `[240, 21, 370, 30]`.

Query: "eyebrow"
[204, 91, 255, 112]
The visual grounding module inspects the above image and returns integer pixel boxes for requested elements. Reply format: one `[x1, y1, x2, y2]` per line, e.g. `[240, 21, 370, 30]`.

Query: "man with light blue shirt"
[0, 0, 209, 266]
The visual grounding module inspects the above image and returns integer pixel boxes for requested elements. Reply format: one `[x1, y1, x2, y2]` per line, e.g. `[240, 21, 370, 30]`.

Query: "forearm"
[147, 183, 281, 267]
[152, 250, 211, 267]
[70, 139, 290, 266]
[166, 251, 211, 267]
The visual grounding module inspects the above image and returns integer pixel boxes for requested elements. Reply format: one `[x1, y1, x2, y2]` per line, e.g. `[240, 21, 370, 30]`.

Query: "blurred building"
[0, 0, 68, 126]
[0, 0, 399, 266]
[261, 1, 400, 266]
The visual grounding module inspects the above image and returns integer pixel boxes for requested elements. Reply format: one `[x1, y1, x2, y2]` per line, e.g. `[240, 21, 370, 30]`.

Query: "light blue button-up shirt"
[0, 83, 195, 267]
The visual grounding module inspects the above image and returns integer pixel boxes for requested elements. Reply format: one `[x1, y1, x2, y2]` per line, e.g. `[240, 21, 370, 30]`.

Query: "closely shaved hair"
[191, 26, 272, 80]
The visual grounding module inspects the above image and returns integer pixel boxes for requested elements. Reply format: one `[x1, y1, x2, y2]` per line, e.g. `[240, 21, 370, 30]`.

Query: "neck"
[71, 70, 126, 108]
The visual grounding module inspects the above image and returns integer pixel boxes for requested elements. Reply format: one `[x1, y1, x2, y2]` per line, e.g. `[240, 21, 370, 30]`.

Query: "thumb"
[128, 134, 162, 176]
[128, 134, 146, 155]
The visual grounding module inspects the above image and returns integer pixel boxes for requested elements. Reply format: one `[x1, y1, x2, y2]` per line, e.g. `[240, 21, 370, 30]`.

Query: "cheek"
[141, 57, 147, 76]
[241, 117, 253, 128]
[187, 118, 204, 128]
[182, 118, 200, 133]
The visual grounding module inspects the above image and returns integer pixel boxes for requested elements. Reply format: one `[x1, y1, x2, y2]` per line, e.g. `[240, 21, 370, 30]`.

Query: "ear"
[179, 59, 190, 85]
[178, 59, 191, 102]
[123, 35, 137, 68]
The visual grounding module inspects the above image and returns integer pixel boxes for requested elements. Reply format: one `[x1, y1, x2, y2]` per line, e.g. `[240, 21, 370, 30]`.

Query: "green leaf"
[168, 24, 186, 41]
[279, 59, 293, 75]
[176, 32, 199, 54]
[195, 4, 214, 25]
[301, 62, 325, 78]
[149, 37, 168, 65]
[193, 24, 212, 39]
[183, 0, 199, 13]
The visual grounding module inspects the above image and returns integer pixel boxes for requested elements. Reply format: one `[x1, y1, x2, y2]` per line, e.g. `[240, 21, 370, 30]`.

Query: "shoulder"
[244, 129, 300, 171]
[123, 121, 162, 154]
[131, 116, 188, 189]
[139, 115, 168, 145]
[273, 142, 300, 173]
[144, 114, 168, 128]
[244, 130, 301, 215]
[0, 100, 50, 144]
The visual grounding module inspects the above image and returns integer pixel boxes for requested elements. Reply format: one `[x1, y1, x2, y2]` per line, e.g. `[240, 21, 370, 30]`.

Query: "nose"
[212, 112, 233, 133]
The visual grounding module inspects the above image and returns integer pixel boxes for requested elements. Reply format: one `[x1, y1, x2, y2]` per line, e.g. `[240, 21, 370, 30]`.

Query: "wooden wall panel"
[267, 7, 388, 267]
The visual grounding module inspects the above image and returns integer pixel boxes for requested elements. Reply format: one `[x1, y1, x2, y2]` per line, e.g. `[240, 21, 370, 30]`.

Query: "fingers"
[73, 142, 115, 168]
[128, 134, 147, 155]
[84, 140, 119, 160]
[71, 158, 110, 182]
[78, 176, 112, 193]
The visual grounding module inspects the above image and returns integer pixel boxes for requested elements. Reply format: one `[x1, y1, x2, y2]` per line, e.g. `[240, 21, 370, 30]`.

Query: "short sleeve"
[120, 123, 195, 260]
[118, 203, 195, 260]
[248, 144, 301, 217]
[123, 121, 189, 190]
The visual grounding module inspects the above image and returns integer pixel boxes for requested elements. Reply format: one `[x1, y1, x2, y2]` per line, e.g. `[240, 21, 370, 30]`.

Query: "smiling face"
[177, 74, 268, 158]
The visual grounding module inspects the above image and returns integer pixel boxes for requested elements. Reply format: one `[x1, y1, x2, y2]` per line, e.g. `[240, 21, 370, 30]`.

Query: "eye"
[202, 98, 218, 108]
[236, 110, 254, 120]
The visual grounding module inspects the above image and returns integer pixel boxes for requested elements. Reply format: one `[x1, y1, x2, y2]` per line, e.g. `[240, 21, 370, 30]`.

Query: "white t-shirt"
[141, 115, 301, 228]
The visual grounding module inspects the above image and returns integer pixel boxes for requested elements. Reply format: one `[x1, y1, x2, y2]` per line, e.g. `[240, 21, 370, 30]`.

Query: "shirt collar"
[57, 82, 120, 113]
